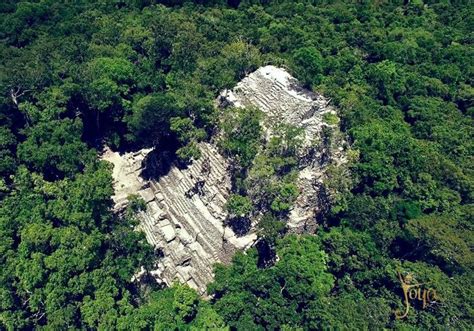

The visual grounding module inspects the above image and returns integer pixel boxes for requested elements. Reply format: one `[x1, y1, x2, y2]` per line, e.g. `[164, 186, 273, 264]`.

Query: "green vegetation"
[323, 112, 340, 126]
[0, 1, 472, 329]
[170, 117, 207, 163]
[209, 236, 335, 330]
[220, 106, 263, 169]
[226, 194, 253, 217]
[243, 124, 302, 218]
[220, 111, 303, 238]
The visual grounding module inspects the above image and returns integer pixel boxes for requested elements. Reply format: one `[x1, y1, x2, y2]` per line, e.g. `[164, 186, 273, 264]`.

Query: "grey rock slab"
[161, 224, 176, 242]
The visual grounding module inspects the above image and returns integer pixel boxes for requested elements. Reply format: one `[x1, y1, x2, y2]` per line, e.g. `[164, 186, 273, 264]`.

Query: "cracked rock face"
[102, 66, 347, 294]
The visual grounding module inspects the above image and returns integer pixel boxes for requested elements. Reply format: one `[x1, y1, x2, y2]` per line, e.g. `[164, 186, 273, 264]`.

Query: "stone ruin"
[101, 66, 348, 295]
[102, 143, 256, 295]
[219, 65, 347, 231]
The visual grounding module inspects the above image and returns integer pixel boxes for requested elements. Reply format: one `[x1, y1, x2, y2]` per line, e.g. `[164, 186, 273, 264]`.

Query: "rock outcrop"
[102, 65, 347, 294]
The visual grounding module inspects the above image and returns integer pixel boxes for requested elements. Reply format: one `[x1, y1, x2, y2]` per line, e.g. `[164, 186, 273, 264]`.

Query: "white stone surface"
[161, 225, 176, 242]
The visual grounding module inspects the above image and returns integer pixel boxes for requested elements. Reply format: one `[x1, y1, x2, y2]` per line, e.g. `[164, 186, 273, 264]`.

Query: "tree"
[292, 46, 323, 86]
[116, 284, 222, 330]
[366, 60, 406, 105]
[0, 126, 17, 178]
[170, 116, 207, 163]
[126, 93, 183, 146]
[83, 57, 135, 132]
[406, 210, 473, 274]
[0, 162, 153, 329]
[198, 40, 263, 90]
[219, 107, 262, 169]
[17, 118, 92, 180]
[270, 182, 299, 213]
[209, 235, 334, 329]
[225, 194, 253, 217]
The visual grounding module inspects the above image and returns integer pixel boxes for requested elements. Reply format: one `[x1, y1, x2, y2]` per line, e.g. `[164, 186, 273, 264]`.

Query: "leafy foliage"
[0, 0, 472, 329]
[209, 235, 334, 330]
[220, 106, 263, 169]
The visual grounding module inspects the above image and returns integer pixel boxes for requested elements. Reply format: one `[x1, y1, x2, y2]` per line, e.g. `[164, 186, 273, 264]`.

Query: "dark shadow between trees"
[140, 137, 180, 180]
[226, 216, 252, 237]
[256, 239, 277, 269]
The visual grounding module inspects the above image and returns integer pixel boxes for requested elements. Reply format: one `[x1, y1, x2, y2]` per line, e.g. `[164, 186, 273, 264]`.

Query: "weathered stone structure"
[219, 65, 347, 231]
[102, 66, 347, 295]
[102, 143, 256, 295]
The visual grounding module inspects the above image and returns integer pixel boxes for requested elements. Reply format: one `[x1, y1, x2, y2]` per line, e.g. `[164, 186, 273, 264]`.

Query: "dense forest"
[0, 0, 473, 329]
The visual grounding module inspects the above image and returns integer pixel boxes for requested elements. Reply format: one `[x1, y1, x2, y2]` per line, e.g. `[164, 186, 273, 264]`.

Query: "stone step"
[138, 213, 160, 246]
[155, 176, 226, 246]
[164, 200, 220, 257]
[200, 145, 226, 177]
